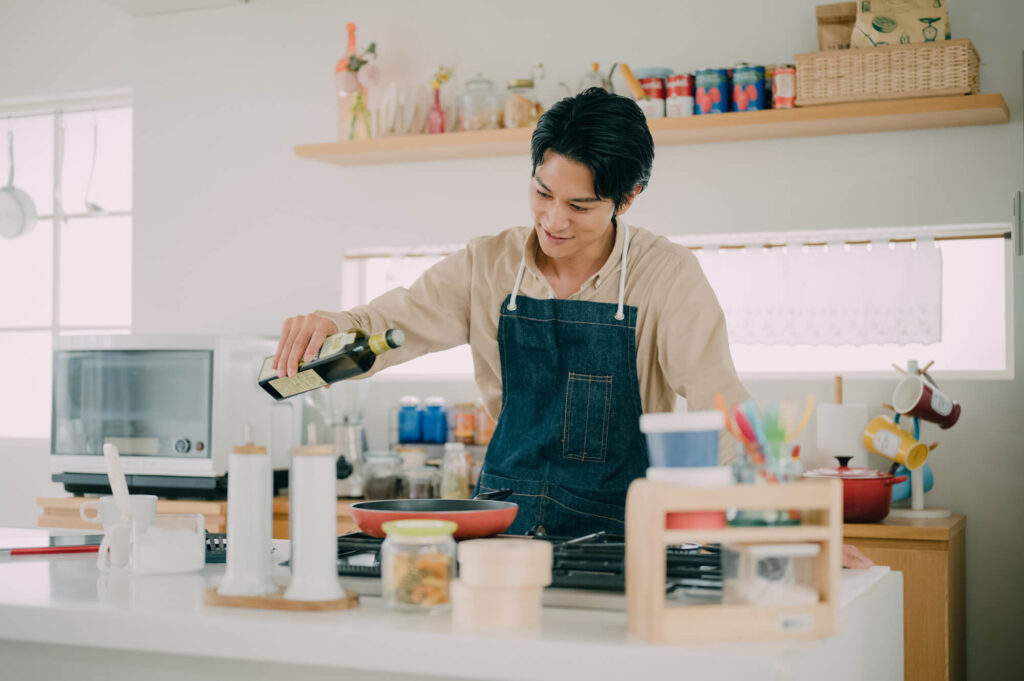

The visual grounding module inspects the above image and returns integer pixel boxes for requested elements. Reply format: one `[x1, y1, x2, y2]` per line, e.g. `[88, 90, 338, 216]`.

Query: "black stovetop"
[336, 531, 722, 594]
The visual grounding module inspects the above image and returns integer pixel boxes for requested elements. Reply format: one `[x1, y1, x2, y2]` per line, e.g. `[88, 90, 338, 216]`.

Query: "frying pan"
[350, 489, 517, 539]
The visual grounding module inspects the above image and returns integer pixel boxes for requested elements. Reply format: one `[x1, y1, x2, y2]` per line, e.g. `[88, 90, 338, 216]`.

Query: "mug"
[892, 376, 961, 429]
[85, 495, 158, 572]
[862, 416, 929, 470]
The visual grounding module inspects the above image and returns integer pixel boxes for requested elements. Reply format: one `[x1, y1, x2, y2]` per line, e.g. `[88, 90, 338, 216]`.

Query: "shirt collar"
[521, 217, 627, 291]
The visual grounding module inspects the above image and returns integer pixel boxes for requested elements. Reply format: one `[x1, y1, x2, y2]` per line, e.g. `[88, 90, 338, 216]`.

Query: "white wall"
[1, 1, 1022, 678]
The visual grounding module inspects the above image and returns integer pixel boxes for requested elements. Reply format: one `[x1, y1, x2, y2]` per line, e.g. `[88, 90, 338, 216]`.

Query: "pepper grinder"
[284, 424, 345, 601]
[217, 425, 277, 596]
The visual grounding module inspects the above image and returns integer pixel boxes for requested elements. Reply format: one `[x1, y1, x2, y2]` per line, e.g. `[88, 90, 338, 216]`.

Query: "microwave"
[50, 334, 303, 498]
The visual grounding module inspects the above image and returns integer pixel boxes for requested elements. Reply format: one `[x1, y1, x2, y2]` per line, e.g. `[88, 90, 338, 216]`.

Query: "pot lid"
[803, 456, 895, 480]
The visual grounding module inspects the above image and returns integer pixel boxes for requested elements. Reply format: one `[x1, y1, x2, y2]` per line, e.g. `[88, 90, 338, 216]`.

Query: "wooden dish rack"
[625, 478, 842, 643]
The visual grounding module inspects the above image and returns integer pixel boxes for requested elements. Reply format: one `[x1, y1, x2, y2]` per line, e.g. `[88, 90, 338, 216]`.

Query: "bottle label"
[269, 371, 327, 398]
[319, 332, 357, 359]
[257, 356, 278, 381]
[368, 332, 390, 355]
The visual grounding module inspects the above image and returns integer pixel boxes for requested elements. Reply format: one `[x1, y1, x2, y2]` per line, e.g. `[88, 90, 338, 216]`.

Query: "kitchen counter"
[0, 532, 903, 681]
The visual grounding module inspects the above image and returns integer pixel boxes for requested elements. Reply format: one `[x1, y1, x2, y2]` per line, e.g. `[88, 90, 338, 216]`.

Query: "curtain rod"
[342, 231, 1010, 260]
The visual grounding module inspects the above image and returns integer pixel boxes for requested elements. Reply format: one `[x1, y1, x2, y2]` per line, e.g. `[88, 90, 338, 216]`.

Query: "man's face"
[529, 151, 619, 262]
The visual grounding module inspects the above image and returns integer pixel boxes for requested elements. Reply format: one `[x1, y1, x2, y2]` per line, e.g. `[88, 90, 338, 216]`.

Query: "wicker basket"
[795, 38, 980, 107]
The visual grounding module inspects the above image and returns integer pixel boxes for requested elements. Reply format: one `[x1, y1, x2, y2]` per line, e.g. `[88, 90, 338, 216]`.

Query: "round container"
[404, 466, 439, 500]
[640, 411, 724, 468]
[397, 396, 423, 444]
[803, 456, 907, 523]
[731, 64, 766, 112]
[422, 397, 448, 444]
[451, 579, 544, 631]
[695, 68, 730, 114]
[461, 75, 503, 131]
[453, 402, 476, 444]
[363, 452, 401, 500]
[646, 466, 733, 529]
[772, 65, 796, 109]
[457, 538, 553, 588]
[474, 404, 496, 446]
[504, 79, 543, 128]
[666, 73, 695, 117]
[440, 442, 470, 499]
[381, 519, 457, 612]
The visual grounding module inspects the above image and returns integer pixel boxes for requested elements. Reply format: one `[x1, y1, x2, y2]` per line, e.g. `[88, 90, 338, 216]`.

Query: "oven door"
[52, 349, 213, 459]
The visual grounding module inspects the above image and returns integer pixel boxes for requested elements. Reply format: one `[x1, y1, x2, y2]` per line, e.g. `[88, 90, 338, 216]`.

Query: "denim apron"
[477, 223, 650, 537]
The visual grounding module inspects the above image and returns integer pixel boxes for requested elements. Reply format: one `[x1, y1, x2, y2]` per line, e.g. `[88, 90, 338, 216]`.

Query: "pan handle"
[474, 488, 513, 501]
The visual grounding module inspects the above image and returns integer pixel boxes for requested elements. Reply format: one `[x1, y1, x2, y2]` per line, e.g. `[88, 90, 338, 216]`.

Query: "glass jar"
[460, 75, 503, 131]
[422, 396, 448, 444]
[453, 402, 477, 444]
[440, 442, 470, 499]
[381, 519, 457, 612]
[363, 451, 401, 500]
[474, 403, 496, 446]
[729, 445, 803, 526]
[397, 396, 423, 444]
[404, 466, 439, 499]
[504, 78, 544, 128]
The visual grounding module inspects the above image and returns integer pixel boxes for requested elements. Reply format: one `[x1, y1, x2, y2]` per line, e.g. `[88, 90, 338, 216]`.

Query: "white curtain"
[694, 239, 942, 346]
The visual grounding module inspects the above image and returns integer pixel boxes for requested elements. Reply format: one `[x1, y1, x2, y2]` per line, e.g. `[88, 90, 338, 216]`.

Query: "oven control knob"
[174, 438, 191, 454]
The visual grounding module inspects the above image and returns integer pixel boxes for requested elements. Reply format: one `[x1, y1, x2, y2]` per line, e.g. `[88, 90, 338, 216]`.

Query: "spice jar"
[440, 442, 471, 499]
[474, 403, 496, 446]
[504, 78, 544, 128]
[453, 402, 477, 444]
[363, 451, 401, 500]
[460, 74, 503, 131]
[381, 519, 457, 612]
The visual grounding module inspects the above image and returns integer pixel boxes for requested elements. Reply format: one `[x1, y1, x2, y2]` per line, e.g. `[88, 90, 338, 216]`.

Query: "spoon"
[84, 120, 104, 215]
[102, 443, 131, 523]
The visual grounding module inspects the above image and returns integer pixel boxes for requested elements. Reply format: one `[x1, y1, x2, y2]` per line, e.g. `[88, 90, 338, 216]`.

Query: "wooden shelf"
[664, 525, 833, 545]
[295, 93, 1009, 167]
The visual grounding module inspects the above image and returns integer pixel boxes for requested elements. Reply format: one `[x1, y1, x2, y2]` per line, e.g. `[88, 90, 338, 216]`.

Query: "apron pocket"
[562, 372, 612, 463]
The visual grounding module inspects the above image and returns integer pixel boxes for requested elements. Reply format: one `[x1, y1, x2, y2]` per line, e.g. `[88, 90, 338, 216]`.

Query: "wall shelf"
[295, 93, 1009, 167]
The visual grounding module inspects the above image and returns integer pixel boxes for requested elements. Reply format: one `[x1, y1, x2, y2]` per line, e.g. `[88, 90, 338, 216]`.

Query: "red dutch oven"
[803, 456, 907, 523]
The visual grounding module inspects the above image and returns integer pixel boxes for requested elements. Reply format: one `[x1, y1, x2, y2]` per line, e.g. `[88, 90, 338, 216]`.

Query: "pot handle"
[884, 476, 908, 487]
[474, 488, 513, 501]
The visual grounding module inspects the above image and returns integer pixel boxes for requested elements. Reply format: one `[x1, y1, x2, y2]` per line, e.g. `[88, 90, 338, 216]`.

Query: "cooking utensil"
[803, 456, 907, 523]
[0, 130, 38, 239]
[102, 443, 132, 523]
[84, 120, 104, 215]
[349, 489, 516, 539]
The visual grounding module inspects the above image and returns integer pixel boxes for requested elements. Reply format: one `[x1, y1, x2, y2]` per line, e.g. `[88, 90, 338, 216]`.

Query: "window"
[0, 100, 133, 439]
[340, 223, 1012, 379]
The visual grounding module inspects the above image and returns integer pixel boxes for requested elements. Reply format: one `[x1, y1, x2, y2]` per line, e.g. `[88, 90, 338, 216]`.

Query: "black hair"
[530, 87, 654, 211]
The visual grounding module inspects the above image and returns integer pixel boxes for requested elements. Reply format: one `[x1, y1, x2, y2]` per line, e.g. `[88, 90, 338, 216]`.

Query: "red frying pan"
[349, 489, 517, 539]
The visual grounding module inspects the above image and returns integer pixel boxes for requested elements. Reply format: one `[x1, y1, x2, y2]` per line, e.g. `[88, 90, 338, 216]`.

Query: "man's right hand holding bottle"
[272, 313, 339, 379]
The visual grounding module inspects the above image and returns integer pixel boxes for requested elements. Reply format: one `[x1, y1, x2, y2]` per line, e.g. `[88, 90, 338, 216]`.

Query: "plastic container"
[460, 75, 503, 131]
[646, 466, 733, 529]
[640, 411, 723, 468]
[422, 397, 448, 444]
[722, 543, 821, 606]
[131, 513, 206, 575]
[451, 538, 552, 632]
[381, 519, 457, 612]
[397, 396, 423, 444]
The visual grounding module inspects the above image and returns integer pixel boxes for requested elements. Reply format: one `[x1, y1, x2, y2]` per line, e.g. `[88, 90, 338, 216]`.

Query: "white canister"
[284, 443, 345, 601]
[217, 443, 277, 596]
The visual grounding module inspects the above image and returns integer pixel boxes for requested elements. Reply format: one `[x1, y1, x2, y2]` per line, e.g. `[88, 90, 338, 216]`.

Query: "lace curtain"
[693, 239, 942, 346]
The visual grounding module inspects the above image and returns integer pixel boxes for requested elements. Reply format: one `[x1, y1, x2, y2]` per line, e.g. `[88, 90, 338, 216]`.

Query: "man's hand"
[272, 314, 339, 378]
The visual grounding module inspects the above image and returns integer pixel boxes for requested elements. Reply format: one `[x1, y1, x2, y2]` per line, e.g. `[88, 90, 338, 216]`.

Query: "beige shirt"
[317, 221, 750, 462]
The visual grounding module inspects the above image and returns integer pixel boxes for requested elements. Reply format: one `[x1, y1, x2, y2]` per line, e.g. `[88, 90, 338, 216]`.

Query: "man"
[273, 88, 864, 559]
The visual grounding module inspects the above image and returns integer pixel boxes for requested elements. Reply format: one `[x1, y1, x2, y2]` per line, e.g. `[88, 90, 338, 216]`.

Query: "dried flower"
[431, 66, 454, 90]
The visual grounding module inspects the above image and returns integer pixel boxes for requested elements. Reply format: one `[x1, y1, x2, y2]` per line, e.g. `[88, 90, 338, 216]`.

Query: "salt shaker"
[284, 425, 345, 601]
[217, 425, 277, 596]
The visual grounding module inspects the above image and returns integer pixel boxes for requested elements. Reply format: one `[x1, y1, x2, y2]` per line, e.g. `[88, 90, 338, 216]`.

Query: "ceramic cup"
[81, 495, 158, 572]
[862, 416, 929, 470]
[892, 375, 961, 429]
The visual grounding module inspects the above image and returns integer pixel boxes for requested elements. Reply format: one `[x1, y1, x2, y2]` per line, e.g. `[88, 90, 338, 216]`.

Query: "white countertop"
[0, 531, 903, 681]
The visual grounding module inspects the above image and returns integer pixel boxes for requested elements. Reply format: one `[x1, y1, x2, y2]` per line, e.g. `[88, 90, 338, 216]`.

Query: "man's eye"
[571, 205, 589, 212]
[536, 190, 551, 198]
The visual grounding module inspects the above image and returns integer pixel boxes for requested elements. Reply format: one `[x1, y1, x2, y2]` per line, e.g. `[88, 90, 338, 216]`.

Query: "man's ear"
[615, 184, 644, 216]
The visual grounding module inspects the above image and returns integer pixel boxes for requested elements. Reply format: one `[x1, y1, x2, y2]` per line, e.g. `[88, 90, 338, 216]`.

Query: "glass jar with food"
[504, 78, 544, 128]
[474, 403, 496, 446]
[404, 466, 439, 499]
[381, 519, 457, 612]
[440, 442, 471, 499]
[363, 451, 402, 500]
[453, 402, 477, 444]
[460, 74, 503, 131]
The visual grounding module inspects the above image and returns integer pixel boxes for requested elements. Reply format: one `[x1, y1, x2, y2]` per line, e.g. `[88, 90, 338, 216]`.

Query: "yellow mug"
[862, 416, 929, 470]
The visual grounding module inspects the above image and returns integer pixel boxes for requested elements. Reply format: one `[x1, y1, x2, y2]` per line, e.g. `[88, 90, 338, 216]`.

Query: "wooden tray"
[204, 587, 359, 611]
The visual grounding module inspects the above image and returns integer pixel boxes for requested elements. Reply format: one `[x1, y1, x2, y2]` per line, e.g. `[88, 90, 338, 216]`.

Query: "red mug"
[892, 376, 961, 429]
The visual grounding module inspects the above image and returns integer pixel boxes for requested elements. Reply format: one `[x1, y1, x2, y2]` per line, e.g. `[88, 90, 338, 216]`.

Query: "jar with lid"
[460, 74, 503, 131]
[404, 466, 439, 499]
[504, 78, 544, 128]
[422, 396, 448, 444]
[440, 442, 471, 499]
[474, 403, 496, 446]
[397, 396, 423, 444]
[381, 519, 457, 612]
[363, 451, 402, 500]
[453, 402, 477, 444]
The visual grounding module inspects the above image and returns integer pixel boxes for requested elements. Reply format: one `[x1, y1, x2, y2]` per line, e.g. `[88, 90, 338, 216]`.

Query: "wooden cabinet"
[844, 515, 965, 681]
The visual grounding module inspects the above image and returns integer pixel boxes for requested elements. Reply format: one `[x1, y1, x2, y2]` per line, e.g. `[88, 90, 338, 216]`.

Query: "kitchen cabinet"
[844, 515, 965, 681]
[295, 94, 1009, 166]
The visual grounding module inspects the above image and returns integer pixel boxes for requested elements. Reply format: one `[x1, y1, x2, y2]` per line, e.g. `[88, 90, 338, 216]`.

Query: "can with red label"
[773, 65, 796, 109]
[637, 76, 667, 118]
[666, 74, 695, 117]
[695, 69, 729, 115]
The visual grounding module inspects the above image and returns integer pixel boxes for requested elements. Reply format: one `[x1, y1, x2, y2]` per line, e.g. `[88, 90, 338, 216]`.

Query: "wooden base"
[204, 587, 359, 611]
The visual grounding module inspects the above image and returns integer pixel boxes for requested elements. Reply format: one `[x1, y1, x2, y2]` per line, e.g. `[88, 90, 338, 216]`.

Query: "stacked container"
[451, 539, 552, 631]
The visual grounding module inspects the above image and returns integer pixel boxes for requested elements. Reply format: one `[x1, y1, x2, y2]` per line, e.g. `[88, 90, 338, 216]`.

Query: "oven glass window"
[52, 350, 212, 457]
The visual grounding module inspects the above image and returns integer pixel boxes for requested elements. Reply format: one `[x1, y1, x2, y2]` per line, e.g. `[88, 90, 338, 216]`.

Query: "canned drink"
[695, 69, 729, 115]
[731, 65, 766, 112]
[666, 73, 695, 117]
[637, 76, 666, 119]
[773, 65, 796, 109]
